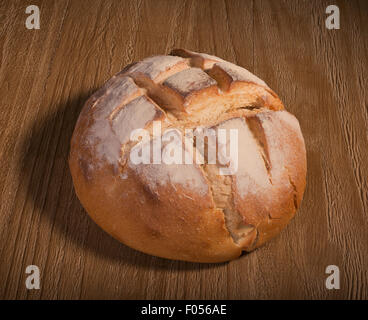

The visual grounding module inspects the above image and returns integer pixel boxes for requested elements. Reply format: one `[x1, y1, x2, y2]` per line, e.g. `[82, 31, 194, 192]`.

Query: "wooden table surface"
[0, 0, 367, 300]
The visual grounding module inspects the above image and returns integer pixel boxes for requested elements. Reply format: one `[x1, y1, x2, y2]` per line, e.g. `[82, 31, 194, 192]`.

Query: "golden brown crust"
[69, 50, 307, 263]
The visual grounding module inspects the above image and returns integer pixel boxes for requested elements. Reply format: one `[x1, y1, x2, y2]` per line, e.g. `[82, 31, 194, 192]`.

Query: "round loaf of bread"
[69, 49, 307, 263]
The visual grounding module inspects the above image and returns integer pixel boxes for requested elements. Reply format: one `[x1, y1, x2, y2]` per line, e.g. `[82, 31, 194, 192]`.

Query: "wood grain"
[0, 0, 367, 299]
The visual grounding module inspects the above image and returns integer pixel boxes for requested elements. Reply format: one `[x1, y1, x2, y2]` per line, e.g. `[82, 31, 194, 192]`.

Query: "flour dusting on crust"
[92, 76, 141, 118]
[129, 129, 210, 198]
[216, 118, 271, 198]
[214, 61, 269, 88]
[112, 95, 165, 144]
[163, 68, 217, 97]
[125, 55, 187, 82]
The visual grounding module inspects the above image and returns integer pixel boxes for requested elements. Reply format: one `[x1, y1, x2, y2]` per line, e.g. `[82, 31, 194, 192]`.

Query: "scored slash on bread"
[123, 48, 283, 118]
[69, 49, 307, 263]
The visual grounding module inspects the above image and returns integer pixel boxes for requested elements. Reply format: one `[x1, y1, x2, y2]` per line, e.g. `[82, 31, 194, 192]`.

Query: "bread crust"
[69, 50, 307, 263]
